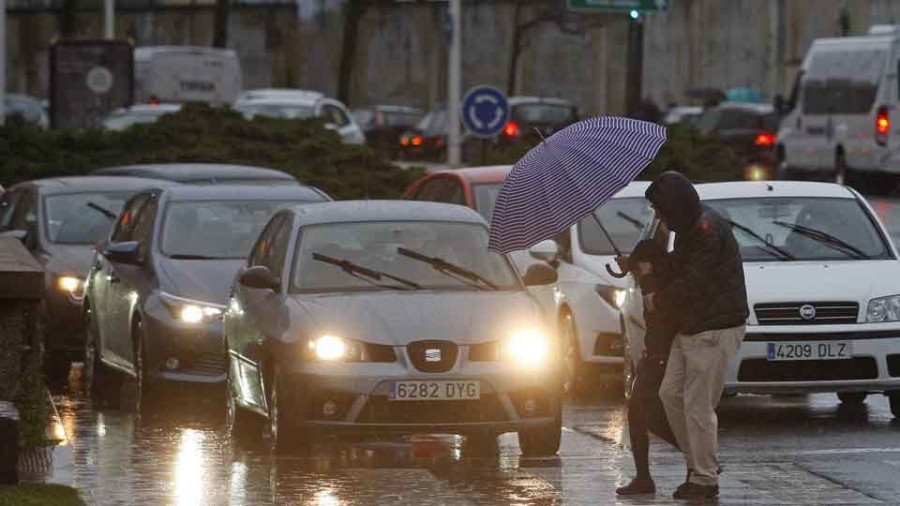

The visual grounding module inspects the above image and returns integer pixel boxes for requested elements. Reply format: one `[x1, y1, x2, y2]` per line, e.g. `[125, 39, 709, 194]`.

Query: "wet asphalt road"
[39, 196, 900, 505]
[44, 369, 900, 506]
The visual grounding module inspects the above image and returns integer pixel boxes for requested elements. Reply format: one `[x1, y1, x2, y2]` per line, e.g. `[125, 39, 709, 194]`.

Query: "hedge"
[0, 104, 424, 201]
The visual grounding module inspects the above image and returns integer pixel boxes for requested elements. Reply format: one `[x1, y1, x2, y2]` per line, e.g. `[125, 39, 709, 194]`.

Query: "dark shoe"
[616, 477, 656, 495]
[673, 482, 719, 500]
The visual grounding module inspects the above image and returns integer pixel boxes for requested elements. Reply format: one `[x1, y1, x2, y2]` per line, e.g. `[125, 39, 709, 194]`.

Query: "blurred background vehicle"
[91, 163, 305, 187]
[103, 103, 182, 131]
[353, 105, 423, 154]
[135, 46, 241, 106]
[662, 105, 703, 128]
[398, 105, 454, 160]
[696, 102, 780, 181]
[498, 96, 578, 146]
[235, 89, 365, 145]
[3, 94, 50, 129]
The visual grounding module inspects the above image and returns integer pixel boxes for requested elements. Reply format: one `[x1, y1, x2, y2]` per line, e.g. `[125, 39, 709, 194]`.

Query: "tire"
[890, 392, 900, 418]
[267, 365, 309, 454]
[226, 366, 264, 445]
[518, 398, 562, 457]
[83, 306, 120, 408]
[132, 317, 159, 413]
[837, 392, 867, 404]
[560, 313, 585, 397]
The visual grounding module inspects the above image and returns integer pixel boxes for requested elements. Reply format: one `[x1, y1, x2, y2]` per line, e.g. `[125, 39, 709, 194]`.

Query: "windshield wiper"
[87, 202, 117, 220]
[772, 221, 870, 260]
[312, 252, 421, 290]
[728, 220, 796, 261]
[169, 254, 218, 260]
[616, 211, 646, 231]
[397, 247, 498, 291]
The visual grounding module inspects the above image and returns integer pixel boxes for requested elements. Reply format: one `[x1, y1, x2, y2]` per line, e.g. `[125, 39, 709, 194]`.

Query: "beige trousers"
[659, 325, 745, 487]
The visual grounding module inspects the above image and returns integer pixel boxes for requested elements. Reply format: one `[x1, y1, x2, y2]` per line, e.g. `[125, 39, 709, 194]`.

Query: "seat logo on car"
[425, 349, 442, 362]
[799, 304, 817, 320]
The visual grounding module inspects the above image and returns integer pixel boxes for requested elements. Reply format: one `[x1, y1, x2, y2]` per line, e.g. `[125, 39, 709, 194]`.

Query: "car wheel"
[837, 392, 867, 404]
[518, 398, 562, 457]
[560, 313, 584, 397]
[889, 392, 900, 418]
[132, 317, 159, 413]
[267, 365, 308, 454]
[226, 366, 264, 446]
[84, 306, 120, 408]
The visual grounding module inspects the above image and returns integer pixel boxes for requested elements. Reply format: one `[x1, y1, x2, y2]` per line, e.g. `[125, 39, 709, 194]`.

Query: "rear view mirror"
[529, 240, 559, 263]
[239, 266, 280, 291]
[523, 263, 558, 286]
[104, 241, 141, 265]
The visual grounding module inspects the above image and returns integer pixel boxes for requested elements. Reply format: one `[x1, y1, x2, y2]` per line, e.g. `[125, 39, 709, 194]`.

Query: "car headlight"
[866, 294, 900, 322]
[159, 292, 225, 324]
[57, 276, 85, 300]
[596, 285, 627, 309]
[306, 335, 364, 362]
[505, 329, 549, 367]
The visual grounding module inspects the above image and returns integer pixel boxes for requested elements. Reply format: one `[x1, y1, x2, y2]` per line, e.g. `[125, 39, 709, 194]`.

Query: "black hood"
[645, 171, 701, 234]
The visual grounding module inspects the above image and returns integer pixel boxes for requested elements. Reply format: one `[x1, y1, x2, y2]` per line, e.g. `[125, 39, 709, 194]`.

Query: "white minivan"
[776, 25, 898, 188]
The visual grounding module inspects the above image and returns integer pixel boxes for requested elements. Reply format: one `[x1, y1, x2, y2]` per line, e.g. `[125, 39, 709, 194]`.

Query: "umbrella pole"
[591, 211, 622, 256]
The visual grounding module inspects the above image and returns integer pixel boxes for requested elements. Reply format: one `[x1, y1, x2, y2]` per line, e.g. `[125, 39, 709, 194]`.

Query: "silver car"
[224, 201, 562, 455]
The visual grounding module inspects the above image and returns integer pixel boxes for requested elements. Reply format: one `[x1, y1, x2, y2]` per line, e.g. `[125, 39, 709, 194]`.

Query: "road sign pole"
[104, 0, 115, 39]
[625, 13, 644, 116]
[0, 0, 5, 127]
[447, 0, 462, 166]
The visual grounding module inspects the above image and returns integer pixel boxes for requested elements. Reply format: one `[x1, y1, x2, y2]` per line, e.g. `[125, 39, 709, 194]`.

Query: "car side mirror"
[104, 241, 141, 265]
[523, 263, 558, 286]
[0, 229, 28, 242]
[239, 266, 280, 291]
[529, 240, 559, 263]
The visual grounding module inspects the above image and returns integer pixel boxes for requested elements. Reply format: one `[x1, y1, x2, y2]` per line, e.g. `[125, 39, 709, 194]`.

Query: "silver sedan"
[224, 201, 562, 455]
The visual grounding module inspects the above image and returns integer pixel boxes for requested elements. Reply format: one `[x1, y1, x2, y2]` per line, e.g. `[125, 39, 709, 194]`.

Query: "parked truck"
[134, 46, 241, 105]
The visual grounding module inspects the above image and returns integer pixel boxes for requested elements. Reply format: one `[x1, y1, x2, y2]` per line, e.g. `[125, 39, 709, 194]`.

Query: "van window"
[802, 49, 886, 115]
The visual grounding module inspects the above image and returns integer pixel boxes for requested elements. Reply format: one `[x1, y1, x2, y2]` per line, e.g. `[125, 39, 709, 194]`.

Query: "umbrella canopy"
[725, 87, 764, 104]
[488, 116, 666, 255]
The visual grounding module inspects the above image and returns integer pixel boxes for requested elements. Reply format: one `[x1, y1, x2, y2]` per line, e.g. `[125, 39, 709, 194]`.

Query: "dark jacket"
[630, 239, 681, 358]
[645, 172, 749, 335]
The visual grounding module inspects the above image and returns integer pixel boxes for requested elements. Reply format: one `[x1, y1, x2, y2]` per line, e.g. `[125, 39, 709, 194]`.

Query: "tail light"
[876, 106, 889, 146]
[754, 132, 775, 147]
[504, 122, 520, 138]
[400, 137, 410, 147]
[148, 97, 160, 106]
[411, 135, 424, 147]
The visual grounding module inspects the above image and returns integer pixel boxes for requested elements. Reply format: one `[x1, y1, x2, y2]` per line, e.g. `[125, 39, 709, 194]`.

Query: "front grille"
[406, 340, 458, 373]
[888, 355, 900, 377]
[469, 342, 500, 361]
[357, 394, 508, 424]
[185, 352, 227, 375]
[362, 343, 397, 363]
[737, 358, 877, 382]
[754, 302, 859, 325]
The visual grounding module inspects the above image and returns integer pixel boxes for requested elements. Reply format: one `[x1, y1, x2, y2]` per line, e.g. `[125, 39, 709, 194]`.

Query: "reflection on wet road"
[47, 367, 900, 506]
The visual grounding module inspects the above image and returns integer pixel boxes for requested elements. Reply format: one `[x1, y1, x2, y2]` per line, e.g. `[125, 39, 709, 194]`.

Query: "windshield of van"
[707, 197, 892, 262]
[802, 49, 886, 115]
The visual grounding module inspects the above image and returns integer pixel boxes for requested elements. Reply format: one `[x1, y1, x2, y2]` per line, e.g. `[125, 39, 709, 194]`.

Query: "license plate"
[389, 380, 480, 401]
[766, 341, 852, 361]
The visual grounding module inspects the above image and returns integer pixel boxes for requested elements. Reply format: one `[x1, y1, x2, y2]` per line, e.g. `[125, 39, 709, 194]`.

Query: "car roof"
[508, 96, 574, 107]
[12, 176, 169, 195]
[696, 181, 857, 201]
[161, 184, 328, 202]
[370, 105, 422, 114]
[287, 200, 486, 226]
[112, 104, 182, 114]
[236, 89, 325, 104]
[712, 102, 775, 114]
[92, 163, 298, 183]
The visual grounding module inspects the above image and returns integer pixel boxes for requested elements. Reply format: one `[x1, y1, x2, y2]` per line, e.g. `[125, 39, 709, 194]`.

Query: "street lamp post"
[447, 0, 462, 166]
[104, 0, 115, 39]
[0, 0, 5, 127]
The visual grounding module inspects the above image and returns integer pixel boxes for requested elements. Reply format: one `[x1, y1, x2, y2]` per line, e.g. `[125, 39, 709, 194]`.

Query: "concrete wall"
[4, 0, 900, 116]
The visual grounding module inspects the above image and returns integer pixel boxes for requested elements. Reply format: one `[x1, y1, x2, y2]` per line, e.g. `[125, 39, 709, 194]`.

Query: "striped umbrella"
[488, 116, 666, 255]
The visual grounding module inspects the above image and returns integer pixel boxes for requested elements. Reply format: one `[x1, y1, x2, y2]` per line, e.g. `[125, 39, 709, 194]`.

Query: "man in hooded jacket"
[627, 171, 748, 500]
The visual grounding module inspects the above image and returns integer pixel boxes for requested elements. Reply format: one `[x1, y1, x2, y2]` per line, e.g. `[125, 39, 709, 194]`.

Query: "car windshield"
[103, 110, 174, 131]
[44, 192, 131, 244]
[706, 197, 892, 262]
[160, 200, 304, 259]
[237, 104, 316, 120]
[472, 183, 501, 223]
[579, 197, 652, 255]
[292, 221, 519, 293]
[511, 104, 575, 124]
[416, 109, 448, 135]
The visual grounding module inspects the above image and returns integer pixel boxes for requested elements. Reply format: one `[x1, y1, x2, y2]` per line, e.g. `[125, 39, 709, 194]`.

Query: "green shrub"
[0, 104, 423, 200]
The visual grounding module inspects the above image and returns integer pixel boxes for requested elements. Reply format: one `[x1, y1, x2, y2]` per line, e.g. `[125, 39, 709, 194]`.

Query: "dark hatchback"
[0, 176, 165, 382]
[92, 163, 306, 187]
[353, 105, 423, 154]
[83, 184, 330, 405]
[695, 102, 780, 181]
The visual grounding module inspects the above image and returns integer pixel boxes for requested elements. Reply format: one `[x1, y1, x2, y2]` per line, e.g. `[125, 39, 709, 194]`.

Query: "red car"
[403, 165, 513, 223]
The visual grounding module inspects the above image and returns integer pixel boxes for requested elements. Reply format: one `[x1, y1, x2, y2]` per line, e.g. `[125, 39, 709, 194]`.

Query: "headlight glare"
[311, 335, 347, 361]
[160, 292, 225, 324]
[867, 295, 900, 322]
[505, 329, 549, 367]
[58, 276, 84, 299]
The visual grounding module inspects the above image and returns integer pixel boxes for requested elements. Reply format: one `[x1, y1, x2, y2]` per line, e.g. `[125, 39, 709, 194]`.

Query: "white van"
[776, 26, 897, 187]
[134, 46, 241, 105]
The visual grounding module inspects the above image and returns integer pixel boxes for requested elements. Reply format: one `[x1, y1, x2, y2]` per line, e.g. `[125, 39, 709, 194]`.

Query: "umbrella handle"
[606, 263, 628, 279]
